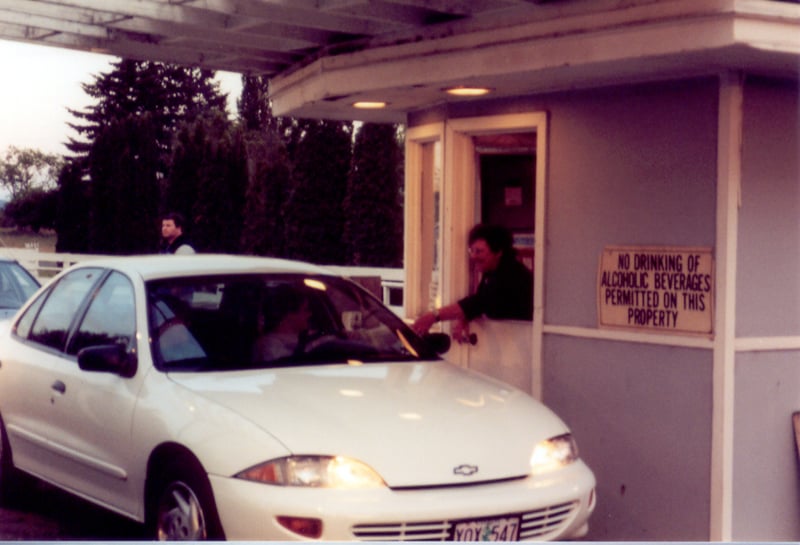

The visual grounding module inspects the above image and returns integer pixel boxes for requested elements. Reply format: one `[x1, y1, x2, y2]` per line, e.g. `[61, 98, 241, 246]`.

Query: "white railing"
[0, 249, 406, 317]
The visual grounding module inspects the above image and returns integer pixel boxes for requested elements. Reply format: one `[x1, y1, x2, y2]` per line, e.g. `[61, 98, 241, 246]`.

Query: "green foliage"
[240, 130, 292, 256]
[0, 147, 64, 201]
[58, 59, 228, 254]
[344, 123, 404, 266]
[237, 75, 271, 132]
[87, 114, 161, 254]
[52, 60, 405, 265]
[55, 160, 90, 253]
[3, 188, 58, 233]
[186, 112, 249, 253]
[67, 59, 226, 172]
[283, 119, 353, 264]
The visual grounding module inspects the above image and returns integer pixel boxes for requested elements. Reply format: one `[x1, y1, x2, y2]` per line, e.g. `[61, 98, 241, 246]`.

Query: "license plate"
[451, 516, 520, 541]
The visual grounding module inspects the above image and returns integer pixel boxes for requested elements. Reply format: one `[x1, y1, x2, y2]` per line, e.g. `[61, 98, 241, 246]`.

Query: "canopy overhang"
[0, 0, 798, 122]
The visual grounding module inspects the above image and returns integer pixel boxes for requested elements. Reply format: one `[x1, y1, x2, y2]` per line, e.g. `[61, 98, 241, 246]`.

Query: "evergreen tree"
[55, 159, 90, 253]
[67, 59, 226, 172]
[60, 58, 228, 254]
[165, 117, 210, 222]
[183, 111, 248, 253]
[87, 114, 161, 254]
[236, 75, 293, 256]
[240, 130, 292, 256]
[283, 119, 352, 264]
[237, 75, 271, 132]
[344, 123, 404, 266]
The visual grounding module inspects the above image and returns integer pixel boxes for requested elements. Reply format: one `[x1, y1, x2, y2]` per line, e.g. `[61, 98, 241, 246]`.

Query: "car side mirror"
[78, 344, 137, 378]
[423, 332, 451, 355]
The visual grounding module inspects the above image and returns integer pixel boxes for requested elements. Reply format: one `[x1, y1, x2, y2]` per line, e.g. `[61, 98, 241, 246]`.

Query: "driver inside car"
[252, 285, 314, 362]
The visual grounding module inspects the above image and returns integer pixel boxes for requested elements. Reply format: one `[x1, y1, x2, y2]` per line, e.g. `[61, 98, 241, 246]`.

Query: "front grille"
[352, 521, 450, 541]
[351, 500, 579, 542]
[519, 501, 577, 540]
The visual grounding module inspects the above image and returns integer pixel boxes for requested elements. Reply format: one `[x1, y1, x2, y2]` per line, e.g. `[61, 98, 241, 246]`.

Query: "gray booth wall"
[733, 77, 800, 540]
[541, 78, 718, 540]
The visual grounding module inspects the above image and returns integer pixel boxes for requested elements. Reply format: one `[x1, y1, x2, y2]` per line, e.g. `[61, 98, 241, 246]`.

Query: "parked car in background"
[0, 255, 595, 541]
[0, 257, 40, 319]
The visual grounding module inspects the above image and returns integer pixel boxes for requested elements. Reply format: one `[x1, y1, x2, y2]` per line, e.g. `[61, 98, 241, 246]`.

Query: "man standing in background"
[160, 212, 195, 254]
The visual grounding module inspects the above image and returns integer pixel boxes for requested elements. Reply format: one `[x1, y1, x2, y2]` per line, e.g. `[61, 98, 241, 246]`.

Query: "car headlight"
[236, 455, 386, 489]
[530, 433, 579, 475]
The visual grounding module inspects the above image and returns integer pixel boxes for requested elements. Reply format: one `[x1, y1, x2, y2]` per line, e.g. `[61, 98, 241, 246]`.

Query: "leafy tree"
[283, 119, 353, 264]
[0, 146, 64, 201]
[344, 123, 404, 266]
[87, 114, 161, 254]
[3, 188, 59, 233]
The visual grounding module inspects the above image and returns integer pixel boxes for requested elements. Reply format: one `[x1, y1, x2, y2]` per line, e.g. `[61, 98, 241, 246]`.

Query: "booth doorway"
[475, 132, 536, 272]
[405, 112, 548, 397]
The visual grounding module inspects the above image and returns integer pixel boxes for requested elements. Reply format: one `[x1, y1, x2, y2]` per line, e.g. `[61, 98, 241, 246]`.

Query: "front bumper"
[210, 459, 596, 541]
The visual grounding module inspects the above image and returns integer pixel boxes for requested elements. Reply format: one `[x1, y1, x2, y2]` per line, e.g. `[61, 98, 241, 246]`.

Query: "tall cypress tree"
[344, 123, 404, 266]
[283, 119, 352, 264]
[55, 159, 90, 253]
[240, 130, 292, 256]
[87, 114, 161, 254]
[185, 111, 248, 253]
[237, 75, 293, 257]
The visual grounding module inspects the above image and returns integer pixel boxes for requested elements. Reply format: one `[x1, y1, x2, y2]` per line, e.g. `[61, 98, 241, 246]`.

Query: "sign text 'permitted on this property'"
[598, 246, 714, 335]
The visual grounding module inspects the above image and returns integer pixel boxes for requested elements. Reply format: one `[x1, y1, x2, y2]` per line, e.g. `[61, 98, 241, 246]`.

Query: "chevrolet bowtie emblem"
[453, 464, 479, 476]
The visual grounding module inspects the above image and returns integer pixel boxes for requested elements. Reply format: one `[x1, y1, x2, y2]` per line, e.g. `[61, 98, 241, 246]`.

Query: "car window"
[147, 274, 437, 372]
[25, 268, 104, 351]
[0, 262, 39, 309]
[68, 272, 136, 356]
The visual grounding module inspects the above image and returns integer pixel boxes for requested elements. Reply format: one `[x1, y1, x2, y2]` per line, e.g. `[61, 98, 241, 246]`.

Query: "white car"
[0, 255, 595, 541]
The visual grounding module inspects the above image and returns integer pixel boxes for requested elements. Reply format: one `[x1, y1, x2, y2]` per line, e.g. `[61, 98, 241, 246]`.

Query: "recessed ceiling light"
[443, 86, 493, 97]
[352, 101, 387, 109]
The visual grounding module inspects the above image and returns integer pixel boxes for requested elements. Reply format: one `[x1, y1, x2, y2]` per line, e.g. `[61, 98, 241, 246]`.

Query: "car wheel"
[0, 415, 28, 506]
[150, 457, 225, 541]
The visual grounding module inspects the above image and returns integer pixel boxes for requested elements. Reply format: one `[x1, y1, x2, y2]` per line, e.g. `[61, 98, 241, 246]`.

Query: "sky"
[0, 40, 244, 156]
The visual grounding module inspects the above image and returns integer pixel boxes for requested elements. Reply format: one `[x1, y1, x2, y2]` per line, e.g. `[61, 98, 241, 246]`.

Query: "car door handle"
[51, 380, 66, 394]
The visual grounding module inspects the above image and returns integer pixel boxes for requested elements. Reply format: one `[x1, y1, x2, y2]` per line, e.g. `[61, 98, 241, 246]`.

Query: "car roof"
[65, 254, 333, 281]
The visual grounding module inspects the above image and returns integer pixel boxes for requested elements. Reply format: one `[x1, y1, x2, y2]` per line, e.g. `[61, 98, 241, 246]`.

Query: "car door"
[1, 267, 106, 483]
[2, 268, 142, 516]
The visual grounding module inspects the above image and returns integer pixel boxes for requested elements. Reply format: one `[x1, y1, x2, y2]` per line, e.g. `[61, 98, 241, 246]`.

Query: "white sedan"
[0, 255, 595, 541]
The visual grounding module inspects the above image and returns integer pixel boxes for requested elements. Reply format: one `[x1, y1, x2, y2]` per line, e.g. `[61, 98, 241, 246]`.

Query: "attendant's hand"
[452, 319, 471, 344]
[412, 312, 437, 335]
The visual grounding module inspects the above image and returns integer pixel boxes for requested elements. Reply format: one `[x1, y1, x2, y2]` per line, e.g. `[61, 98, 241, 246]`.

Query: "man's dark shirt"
[458, 257, 533, 321]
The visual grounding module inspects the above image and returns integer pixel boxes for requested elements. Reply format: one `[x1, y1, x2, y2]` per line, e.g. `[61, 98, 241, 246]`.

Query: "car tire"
[0, 414, 30, 507]
[149, 456, 225, 541]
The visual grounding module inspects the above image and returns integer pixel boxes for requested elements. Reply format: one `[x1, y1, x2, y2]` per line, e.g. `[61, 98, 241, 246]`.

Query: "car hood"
[169, 361, 570, 487]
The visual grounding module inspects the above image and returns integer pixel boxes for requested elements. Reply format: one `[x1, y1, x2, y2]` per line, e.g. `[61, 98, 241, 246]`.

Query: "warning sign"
[598, 246, 714, 335]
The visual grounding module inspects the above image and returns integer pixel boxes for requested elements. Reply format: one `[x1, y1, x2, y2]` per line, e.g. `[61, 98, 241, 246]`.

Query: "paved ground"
[0, 480, 144, 540]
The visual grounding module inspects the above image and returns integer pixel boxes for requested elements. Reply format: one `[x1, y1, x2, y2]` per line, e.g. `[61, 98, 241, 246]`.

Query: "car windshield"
[148, 274, 437, 371]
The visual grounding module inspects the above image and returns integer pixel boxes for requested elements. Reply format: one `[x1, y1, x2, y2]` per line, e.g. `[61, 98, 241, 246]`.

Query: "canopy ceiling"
[0, 1, 544, 76]
[1, 1, 798, 122]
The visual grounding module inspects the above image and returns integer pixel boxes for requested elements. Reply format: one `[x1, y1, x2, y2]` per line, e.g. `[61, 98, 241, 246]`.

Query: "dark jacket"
[458, 257, 533, 321]
[160, 234, 195, 254]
